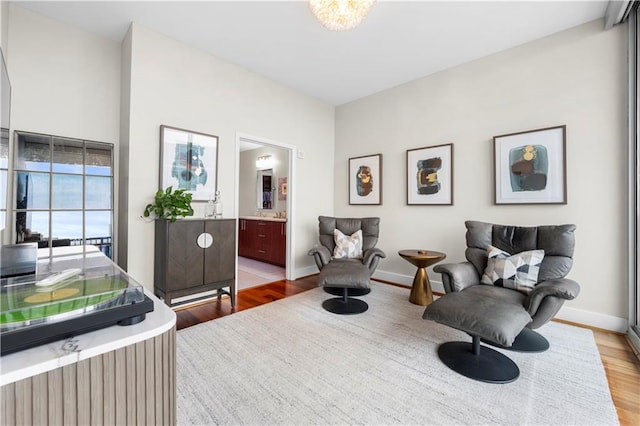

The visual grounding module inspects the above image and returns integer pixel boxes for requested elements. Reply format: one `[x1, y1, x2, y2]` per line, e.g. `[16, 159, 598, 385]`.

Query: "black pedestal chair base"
[481, 327, 550, 353]
[324, 286, 371, 296]
[322, 287, 368, 315]
[438, 335, 519, 384]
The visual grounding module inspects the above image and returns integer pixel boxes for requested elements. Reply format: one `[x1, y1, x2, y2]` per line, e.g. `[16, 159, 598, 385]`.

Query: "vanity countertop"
[240, 216, 287, 222]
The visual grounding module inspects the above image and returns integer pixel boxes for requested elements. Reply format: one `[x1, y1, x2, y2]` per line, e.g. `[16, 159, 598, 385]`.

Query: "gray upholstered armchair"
[434, 220, 580, 352]
[308, 216, 386, 314]
[422, 220, 580, 383]
[308, 216, 386, 277]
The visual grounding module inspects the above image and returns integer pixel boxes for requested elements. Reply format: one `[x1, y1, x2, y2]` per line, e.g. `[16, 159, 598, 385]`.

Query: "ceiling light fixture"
[256, 155, 274, 169]
[309, 0, 375, 31]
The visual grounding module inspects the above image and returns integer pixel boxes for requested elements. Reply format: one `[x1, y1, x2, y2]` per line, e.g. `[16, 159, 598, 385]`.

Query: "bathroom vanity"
[238, 216, 286, 267]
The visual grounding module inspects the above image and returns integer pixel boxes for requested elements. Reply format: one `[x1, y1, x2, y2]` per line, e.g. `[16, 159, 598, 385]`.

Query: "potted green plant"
[143, 186, 194, 222]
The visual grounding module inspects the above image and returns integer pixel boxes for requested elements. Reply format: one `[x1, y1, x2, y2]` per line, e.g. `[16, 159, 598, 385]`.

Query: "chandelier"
[309, 0, 376, 31]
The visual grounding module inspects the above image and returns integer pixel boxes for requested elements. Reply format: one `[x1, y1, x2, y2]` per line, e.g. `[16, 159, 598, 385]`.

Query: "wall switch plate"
[297, 150, 305, 159]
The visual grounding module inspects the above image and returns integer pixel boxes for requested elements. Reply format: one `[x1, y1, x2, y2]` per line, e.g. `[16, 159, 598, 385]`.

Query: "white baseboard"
[294, 265, 320, 280]
[370, 268, 628, 333]
[555, 306, 628, 333]
[372, 269, 444, 294]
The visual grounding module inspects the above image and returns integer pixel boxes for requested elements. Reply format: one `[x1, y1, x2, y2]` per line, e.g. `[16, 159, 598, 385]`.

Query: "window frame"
[11, 130, 114, 258]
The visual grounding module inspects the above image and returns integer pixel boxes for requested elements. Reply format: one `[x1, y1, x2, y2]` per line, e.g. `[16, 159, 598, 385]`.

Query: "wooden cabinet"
[238, 219, 286, 267]
[272, 221, 286, 266]
[154, 218, 235, 306]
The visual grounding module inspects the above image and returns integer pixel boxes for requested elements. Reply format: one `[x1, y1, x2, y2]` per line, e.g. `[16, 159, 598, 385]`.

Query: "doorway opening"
[235, 133, 296, 291]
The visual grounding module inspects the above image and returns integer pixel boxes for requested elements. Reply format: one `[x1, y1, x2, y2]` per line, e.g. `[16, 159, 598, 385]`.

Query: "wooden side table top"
[398, 249, 446, 267]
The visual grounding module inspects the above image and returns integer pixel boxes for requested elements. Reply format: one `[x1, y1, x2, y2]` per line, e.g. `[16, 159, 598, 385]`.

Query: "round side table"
[398, 249, 446, 306]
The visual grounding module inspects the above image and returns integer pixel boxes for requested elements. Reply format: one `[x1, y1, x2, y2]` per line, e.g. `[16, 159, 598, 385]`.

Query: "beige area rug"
[176, 283, 618, 425]
[237, 256, 285, 290]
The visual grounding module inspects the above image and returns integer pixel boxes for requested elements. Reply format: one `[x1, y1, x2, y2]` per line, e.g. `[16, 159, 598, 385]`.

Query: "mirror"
[257, 168, 274, 210]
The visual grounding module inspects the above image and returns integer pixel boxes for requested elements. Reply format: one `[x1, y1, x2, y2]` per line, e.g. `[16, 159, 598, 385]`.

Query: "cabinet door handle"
[258, 249, 266, 254]
[258, 234, 266, 238]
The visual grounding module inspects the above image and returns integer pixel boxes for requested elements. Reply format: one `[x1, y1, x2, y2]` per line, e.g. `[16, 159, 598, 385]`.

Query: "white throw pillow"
[480, 245, 545, 294]
[333, 229, 363, 259]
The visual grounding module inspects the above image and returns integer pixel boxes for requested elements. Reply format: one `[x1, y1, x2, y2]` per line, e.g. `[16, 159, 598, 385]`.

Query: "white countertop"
[239, 216, 287, 222]
[0, 248, 176, 386]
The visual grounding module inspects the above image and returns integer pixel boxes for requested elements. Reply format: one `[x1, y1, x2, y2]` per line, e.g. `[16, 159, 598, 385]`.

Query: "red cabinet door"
[272, 221, 286, 267]
[239, 219, 285, 266]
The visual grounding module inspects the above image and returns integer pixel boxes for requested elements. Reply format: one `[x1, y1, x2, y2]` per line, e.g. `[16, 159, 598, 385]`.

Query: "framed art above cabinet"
[159, 125, 218, 202]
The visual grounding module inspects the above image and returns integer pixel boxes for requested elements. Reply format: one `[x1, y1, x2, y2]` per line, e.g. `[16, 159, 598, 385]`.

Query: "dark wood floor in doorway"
[175, 275, 317, 330]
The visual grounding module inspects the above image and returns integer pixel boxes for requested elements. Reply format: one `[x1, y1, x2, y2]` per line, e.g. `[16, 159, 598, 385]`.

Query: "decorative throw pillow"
[333, 229, 363, 259]
[480, 245, 545, 294]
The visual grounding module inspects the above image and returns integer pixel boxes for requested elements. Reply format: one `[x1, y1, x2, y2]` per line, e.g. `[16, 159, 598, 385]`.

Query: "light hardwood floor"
[176, 278, 640, 425]
[591, 327, 640, 425]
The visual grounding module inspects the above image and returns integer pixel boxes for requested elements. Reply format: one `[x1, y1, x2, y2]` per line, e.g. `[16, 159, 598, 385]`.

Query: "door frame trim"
[235, 132, 296, 285]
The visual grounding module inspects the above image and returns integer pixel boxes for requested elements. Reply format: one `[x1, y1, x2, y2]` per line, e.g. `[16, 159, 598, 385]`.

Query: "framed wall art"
[278, 177, 287, 200]
[349, 153, 382, 205]
[159, 125, 218, 202]
[493, 125, 566, 205]
[406, 143, 453, 205]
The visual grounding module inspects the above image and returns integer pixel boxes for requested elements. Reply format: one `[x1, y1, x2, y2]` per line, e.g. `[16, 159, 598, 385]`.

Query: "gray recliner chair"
[308, 216, 386, 314]
[423, 220, 579, 383]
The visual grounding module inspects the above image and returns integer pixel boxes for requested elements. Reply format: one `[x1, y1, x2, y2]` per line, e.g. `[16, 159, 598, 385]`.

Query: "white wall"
[1, 0, 8, 55]
[123, 24, 334, 289]
[335, 20, 628, 329]
[7, 6, 120, 144]
[239, 146, 289, 217]
[118, 26, 133, 269]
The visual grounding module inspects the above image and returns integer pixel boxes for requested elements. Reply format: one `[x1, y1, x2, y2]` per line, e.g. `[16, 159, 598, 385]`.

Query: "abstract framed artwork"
[493, 125, 566, 205]
[159, 125, 218, 202]
[406, 143, 453, 205]
[278, 177, 287, 200]
[349, 154, 382, 205]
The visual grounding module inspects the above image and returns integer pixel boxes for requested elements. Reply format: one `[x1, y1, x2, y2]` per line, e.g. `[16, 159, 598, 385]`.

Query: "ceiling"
[12, 1, 609, 106]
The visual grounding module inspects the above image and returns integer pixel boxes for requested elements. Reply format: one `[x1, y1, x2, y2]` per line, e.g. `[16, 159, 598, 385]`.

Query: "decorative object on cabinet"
[493, 125, 566, 205]
[349, 153, 382, 205]
[154, 218, 235, 306]
[212, 190, 223, 218]
[406, 143, 453, 205]
[144, 186, 194, 222]
[238, 218, 286, 267]
[159, 125, 218, 201]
